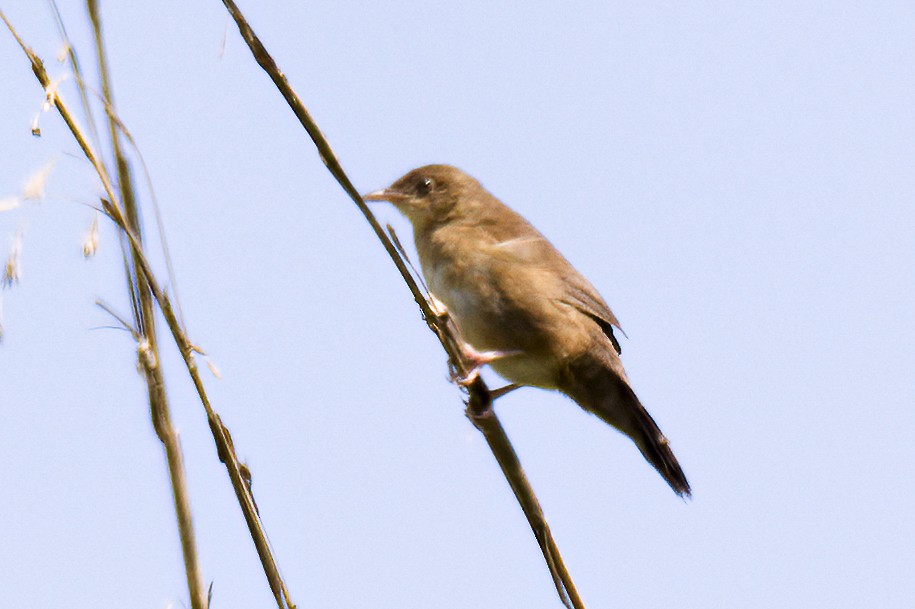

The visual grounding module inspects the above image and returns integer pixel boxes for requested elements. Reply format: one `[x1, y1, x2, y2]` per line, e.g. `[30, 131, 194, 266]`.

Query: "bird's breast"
[424, 256, 492, 342]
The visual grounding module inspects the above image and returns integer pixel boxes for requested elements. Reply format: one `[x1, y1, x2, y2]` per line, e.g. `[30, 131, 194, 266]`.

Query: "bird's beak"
[362, 188, 410, 207]
[363, 188, 408, 204]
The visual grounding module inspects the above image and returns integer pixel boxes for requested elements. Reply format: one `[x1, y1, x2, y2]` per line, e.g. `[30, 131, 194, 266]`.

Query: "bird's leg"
[451, 343, 521, 387]
[490, 383, 521, 400]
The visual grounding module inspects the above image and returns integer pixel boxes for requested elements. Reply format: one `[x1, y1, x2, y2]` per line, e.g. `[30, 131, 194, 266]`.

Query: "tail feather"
[563, 359, 691, 497]
[608, 382, 691, 497]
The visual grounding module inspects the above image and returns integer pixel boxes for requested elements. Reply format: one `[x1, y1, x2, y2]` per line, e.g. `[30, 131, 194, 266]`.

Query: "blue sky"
[1, 2, 913, 608]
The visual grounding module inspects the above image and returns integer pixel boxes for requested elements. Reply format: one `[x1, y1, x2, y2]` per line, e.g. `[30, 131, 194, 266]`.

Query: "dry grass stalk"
[2, 5, 209, 608]
[53, 6, 287, 601]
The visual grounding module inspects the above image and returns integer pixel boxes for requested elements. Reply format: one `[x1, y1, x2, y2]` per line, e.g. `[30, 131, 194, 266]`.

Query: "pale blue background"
[1, 2, 913, 608]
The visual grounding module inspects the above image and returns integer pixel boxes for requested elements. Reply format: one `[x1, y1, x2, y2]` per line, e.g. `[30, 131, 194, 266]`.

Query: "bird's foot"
[428, 294, 449, 319]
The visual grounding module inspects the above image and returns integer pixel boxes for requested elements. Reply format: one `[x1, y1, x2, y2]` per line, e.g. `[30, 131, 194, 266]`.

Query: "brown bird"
[364, 165, 690, 497]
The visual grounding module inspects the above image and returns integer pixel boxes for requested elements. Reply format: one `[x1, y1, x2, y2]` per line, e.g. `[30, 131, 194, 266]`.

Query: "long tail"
[564, 359, 691, 497]
[607, 381, 691, 497]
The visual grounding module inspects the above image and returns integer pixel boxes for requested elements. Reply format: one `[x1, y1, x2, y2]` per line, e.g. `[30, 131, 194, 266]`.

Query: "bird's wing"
[490, 231, 624, 355]
[560, 274, 624, 355]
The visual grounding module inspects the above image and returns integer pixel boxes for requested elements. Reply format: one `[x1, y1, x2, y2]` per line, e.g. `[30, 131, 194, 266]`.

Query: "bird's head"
[363, 164, 482, 229]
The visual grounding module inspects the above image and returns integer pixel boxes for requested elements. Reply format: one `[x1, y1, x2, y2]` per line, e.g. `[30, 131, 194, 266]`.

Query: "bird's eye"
[416, 177, 434, 196]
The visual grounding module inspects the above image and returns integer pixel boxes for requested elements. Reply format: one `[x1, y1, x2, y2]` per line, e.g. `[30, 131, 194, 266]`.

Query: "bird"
[364, 165, 690, 497]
